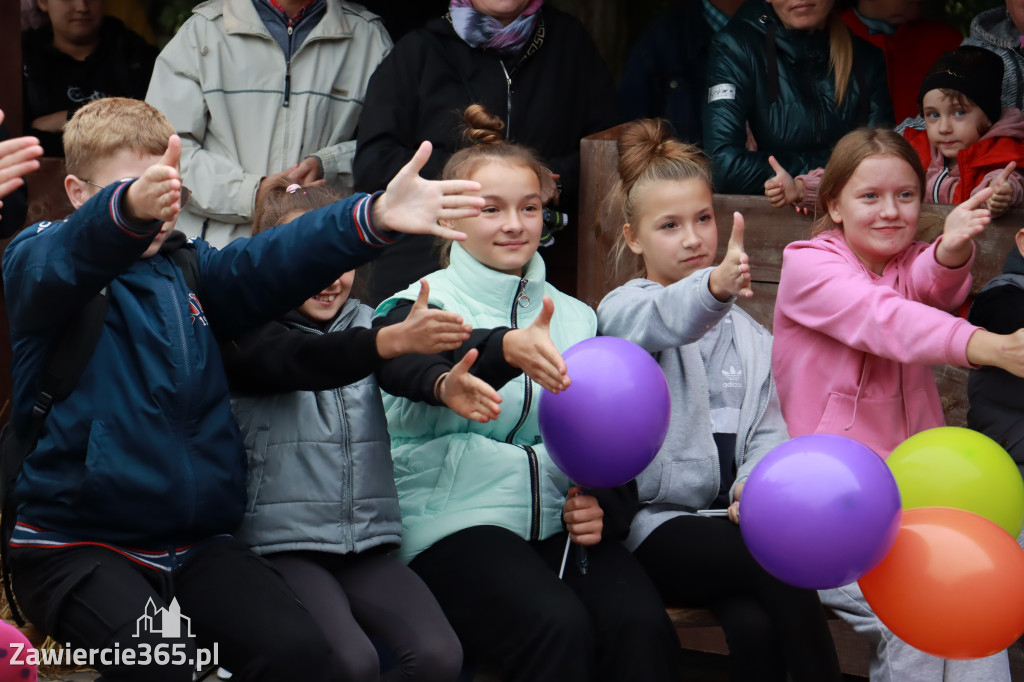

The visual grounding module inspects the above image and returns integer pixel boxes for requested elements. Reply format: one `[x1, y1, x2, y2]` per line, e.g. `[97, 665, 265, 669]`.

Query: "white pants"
[819, 582, 1010, 682]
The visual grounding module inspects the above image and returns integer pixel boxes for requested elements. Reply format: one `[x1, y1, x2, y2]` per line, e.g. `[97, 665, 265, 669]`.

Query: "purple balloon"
[538, 337, 670, 488]
[740, 434, 902, 590]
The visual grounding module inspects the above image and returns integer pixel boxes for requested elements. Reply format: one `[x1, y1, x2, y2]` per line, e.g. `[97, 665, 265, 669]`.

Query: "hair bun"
[463, 104, 505, 146]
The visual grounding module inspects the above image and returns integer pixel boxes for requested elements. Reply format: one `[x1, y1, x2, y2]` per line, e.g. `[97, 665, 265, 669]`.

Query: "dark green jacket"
[702, 0, 893, 194]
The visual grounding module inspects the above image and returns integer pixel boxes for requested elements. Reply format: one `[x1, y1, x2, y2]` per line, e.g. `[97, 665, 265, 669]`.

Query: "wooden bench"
[578, 126, 1024, 678]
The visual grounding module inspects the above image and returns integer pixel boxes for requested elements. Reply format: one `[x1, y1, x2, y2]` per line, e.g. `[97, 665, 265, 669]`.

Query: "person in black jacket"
[619, 0, 746, 148]
[968, 230, 1024, 546]
[703, 0, 894, 194]
[353, 0, 619, 304]
[22, 0, 157, 157]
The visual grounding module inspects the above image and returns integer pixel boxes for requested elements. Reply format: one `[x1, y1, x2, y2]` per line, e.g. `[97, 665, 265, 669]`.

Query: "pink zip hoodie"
[773, 230, 979, 456]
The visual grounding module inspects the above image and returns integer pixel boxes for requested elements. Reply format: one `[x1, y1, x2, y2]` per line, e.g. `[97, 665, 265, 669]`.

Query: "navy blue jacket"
[3, 182, 390, 548]
[619, 2, 713, 147]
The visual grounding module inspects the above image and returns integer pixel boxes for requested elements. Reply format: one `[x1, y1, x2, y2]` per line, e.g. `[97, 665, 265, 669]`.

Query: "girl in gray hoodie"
[597, 118, 841, 682]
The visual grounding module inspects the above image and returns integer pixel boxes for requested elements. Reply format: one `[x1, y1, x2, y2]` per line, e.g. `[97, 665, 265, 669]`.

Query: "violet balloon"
[538, 337, 670, 489]
[740, 434, 902, 590]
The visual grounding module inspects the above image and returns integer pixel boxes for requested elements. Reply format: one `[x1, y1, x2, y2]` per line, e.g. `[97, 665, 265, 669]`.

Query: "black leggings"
[634, 515, 842, 682]
[10, 538, 331, 682]
[269, 549, 462, 682]
[409, 525, 680, 682]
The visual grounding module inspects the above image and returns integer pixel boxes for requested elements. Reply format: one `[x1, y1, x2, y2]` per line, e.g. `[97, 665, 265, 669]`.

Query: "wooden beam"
[0, 1, 23, 134]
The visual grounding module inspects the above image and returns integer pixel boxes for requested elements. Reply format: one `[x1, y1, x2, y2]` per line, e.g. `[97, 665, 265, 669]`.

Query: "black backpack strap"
[160, 230, 201, 297]
[170, 244, 201, 296]
[1, 287, 110, 626]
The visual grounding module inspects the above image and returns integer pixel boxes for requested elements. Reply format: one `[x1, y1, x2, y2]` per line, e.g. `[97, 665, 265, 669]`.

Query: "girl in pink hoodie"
[773, 127, 1024, 457]
[773, 127, 1024, 681]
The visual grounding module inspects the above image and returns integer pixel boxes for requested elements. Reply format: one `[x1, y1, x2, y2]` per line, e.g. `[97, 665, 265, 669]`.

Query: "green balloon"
[888, 427, 1024, 537]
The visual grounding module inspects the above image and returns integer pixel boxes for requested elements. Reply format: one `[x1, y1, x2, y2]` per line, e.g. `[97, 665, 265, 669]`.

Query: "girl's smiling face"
[826, 155, 922, 275]
[298, 271, 354, 323]
[450, 160, 544, 276]
[625, 178, 718, 287]
[276, 211, 354, 323]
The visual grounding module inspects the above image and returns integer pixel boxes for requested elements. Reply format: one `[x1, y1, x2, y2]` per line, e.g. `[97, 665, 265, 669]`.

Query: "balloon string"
[558, 534, 571, 580]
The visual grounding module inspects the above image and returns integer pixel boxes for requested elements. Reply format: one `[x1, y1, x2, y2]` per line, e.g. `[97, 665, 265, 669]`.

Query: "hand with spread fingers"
[371, 141, 485, 240]
[0, 110, 43, 205]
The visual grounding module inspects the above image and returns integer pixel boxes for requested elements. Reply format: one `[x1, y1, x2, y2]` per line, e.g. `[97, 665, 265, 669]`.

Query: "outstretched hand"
[709, 212, 752, 301]
[936, 187, 993, 268]
[502, 296, 570, 394]
[966, 328, 1024, 378]
[377, 280, 472, 358]
[0, 110, 43, 203]
[987, 162, 1017, 218]
[437, 349, 503, 422]
[763, 156, 803, 209]
[125, 134, 182, 224]
[371, 141, 485, 240]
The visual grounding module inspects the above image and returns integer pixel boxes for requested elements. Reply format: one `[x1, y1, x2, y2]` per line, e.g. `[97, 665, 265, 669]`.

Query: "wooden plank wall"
[578, 124, 1024, 428]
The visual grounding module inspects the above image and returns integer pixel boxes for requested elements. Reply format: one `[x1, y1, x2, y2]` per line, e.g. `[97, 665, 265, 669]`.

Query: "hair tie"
[286, 183, 301, 194]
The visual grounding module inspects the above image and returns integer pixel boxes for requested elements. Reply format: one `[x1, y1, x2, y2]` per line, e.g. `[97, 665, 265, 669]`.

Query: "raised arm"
[598, 271, 733, 352]
[778, 242, 977, 366]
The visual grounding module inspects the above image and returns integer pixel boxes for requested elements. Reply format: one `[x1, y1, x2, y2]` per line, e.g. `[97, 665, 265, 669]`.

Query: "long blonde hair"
[611, 118, 713, 279]
[827, 12, 853, 108]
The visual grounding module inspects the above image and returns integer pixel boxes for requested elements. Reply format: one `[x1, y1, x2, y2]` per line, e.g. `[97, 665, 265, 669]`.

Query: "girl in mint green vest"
[374, 105, 679, 682]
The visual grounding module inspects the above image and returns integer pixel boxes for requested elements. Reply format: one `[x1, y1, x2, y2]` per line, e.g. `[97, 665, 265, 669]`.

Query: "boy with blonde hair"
[2, 97, 481, 682]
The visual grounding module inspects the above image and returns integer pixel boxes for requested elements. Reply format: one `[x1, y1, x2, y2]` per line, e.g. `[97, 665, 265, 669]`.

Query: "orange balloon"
[858, 507, 1024, 659]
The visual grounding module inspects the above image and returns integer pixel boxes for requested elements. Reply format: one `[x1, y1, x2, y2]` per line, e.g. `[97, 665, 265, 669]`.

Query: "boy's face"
[67, 150, 179, 258]
[921, 89, 990, 160]
[38, 0, 103, 47]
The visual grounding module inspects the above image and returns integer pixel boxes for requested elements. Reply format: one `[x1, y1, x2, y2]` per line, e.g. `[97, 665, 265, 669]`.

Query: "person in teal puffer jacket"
[703, 0, 894, 194]
[373, 105, 679, 682]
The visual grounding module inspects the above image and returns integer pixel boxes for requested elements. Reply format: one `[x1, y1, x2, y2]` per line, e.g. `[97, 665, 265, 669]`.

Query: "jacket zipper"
[165, 275, 196, 528]
[933, 163, 950, 203]
[283, 26, 294, 107]
[504, 278, 539, 539]
[698, 353, 719, 501]
[501, 61, 513, 139]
